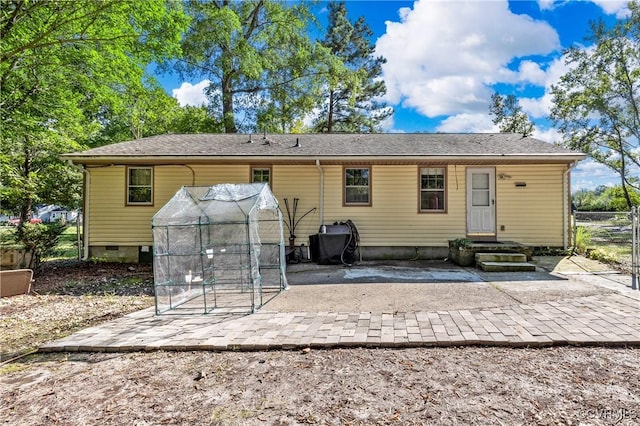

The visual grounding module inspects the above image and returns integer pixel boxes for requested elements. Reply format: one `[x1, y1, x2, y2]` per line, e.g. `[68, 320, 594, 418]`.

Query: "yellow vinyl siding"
[270, 165, 321, 243]
[87, 162, 569, 249]
[88, 165, 249, 246]
[191, 165, 250, 186]
[495, 164, 565, 246]
[88, 166, 153, 245]
[323, 165, 466, 246]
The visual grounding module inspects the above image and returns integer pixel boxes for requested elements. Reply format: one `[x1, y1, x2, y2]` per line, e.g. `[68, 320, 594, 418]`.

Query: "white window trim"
[251, 167, 271, 185]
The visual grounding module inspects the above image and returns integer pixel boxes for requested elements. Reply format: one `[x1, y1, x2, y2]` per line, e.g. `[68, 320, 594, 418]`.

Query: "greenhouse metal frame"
[152, 183, 288, 315]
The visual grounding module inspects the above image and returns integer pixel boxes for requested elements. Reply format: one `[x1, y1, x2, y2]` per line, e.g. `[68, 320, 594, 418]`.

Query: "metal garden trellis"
[151, 183, 288, 315]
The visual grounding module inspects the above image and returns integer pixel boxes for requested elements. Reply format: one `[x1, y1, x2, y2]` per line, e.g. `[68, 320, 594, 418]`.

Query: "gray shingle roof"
[64, 133, 585, 162]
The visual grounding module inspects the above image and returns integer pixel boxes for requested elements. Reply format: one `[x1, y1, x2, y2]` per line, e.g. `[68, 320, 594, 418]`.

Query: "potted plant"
[448, 238, 475, 266]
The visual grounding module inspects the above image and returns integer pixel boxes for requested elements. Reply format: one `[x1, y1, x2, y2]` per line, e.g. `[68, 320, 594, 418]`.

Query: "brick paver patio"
[40, 291, 639, 353]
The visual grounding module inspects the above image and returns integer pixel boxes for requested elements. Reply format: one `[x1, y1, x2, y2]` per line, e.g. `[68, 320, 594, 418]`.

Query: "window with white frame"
[127, 167, 153, 205]
[344, 167, 370, 205]
[420, 167, 445, 212]
[251, 167, 271, 185]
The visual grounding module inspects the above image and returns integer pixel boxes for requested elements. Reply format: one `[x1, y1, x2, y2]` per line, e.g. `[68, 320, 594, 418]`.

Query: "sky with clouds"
[165, 0, 636, 192]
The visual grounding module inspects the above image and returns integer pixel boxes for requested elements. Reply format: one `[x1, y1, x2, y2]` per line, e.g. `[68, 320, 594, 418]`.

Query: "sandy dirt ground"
[1, 260, 638, 425]
[1, 347, 639, 425]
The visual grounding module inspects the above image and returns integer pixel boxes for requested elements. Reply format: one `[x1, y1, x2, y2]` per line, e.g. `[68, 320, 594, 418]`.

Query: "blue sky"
[160, 0, 635, 192]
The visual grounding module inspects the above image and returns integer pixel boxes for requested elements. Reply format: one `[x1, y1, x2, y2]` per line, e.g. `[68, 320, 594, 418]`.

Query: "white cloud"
[591, 0, 631, 17]
[436, 113, 499, 133]
[532, 127, 562, 144]
[518, 55, 571, 118]
[517, 60, 547, 86]
[377, 0, 560, 118]
[379, 114, 398, 133]
[571, 159, 619, 191]
[537, 0, 556, 11]
[520, 94, 553, 118]
[538, 1, 630, 17]
[172, 80, 211, 107]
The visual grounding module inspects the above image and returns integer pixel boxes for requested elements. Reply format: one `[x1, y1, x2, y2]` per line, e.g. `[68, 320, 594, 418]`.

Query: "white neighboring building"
[36, 205, 78, 223]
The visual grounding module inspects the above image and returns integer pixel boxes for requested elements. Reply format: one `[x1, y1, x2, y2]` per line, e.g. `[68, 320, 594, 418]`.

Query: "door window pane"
[471, 172, 490, 206]
[472, 173, 489, 190]
[472, 191, 490, 206]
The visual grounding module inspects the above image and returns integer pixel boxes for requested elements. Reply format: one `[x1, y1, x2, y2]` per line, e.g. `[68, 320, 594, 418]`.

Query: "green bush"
[573, 226, 592, 254]
[13, 222, 67, 269]
[450, 237, 473, 249]
[587, 248, 620, 264]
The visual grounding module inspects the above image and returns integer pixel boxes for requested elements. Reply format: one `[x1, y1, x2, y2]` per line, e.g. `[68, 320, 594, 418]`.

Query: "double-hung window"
[127, 167, 153, 205]
[420, 167, 446, 212]
[251, 167, 271, 185]
[344, 167, 371, 206]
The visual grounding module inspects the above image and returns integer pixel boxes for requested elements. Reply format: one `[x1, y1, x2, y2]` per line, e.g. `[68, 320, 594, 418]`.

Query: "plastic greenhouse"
[152, 183, 288, 315]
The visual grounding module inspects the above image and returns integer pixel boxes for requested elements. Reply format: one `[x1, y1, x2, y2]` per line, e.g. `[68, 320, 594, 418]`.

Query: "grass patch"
[0, 362, 31, 374]
[586, 244, 631, 266]
[0, 293, 153, 360]
[46, 225, 80, 261]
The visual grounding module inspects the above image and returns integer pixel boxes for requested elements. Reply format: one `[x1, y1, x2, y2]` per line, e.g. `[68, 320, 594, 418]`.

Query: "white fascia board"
[66, 153, 587, 165]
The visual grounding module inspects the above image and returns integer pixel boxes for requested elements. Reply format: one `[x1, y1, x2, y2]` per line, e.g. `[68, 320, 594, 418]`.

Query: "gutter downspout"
[563, 160, 579, 249]
[315, 159, 324, 226]
[67, 160, 90, 260]
[82, 167, 90, 260]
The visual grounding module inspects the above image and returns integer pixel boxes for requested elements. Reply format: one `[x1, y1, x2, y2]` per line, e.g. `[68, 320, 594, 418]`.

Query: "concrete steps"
[476, 252, 536, 272]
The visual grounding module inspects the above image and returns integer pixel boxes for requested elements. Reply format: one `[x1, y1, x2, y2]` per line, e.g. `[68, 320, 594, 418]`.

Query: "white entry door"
[466, 168, 496, 235]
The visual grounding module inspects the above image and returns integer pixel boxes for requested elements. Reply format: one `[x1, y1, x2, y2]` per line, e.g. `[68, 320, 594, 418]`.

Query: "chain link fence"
[572, 208, 640, 289]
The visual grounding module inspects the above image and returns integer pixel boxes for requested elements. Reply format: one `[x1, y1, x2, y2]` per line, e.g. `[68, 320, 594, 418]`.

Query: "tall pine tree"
[313, 2, 392, 133]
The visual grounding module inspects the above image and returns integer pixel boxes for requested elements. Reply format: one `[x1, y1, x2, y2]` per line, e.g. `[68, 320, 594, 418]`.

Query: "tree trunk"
[620, 174, 633, 210]
[327, 90, 334, 133]
[19, 141, 32, 224]
[221, 70, 237, 134]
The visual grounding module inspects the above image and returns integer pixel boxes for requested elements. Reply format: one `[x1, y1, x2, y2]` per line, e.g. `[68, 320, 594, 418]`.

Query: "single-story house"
[36, 205, 78, 223]
[63, 133, 585, 263]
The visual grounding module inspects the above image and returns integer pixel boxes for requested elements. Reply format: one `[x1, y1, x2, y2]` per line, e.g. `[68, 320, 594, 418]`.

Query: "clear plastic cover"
[152, 183, 287, 314]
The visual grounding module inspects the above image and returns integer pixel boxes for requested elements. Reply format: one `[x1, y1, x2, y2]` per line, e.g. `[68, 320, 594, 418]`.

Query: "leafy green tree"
[313, 2, 392, 133]
[489, 93, 535, 136]
[550, 1, 640, 209]
[1, 0, 188, 221]
[602, 185, 640, 210]
[572, 185, 640, 211]
[171, 105, 223, 134]
[572, 189, 596, 210]
[256, 48, 322, 133]
[177, 0, 333, 133]
[14, 222, 67, 270]
[90, 80, 175, 145]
